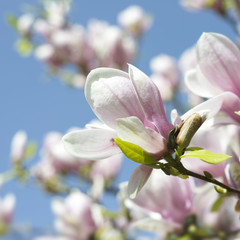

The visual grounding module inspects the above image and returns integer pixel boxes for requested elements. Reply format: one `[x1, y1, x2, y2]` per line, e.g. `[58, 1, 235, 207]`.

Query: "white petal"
[62, 128, 121, 160]
[185, 68, 222, 98]
[181, 92, 228, 121]
[116, 116, 167, 156]
[85, 68, 144, 128]
[127, 165, 152, 199]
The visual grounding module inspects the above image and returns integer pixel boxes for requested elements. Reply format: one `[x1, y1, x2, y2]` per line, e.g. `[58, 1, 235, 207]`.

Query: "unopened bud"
[176, 113, 204, 149]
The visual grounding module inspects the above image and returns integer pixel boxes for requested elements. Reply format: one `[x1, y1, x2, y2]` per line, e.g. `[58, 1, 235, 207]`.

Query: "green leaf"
[114, 137, 156, 165]
[7, 14, 18, 30]
[211, 195, 225, 212]
[24, 142, 37, 160]
[15, 38, 33, 56]
[181, 148, 231, 164]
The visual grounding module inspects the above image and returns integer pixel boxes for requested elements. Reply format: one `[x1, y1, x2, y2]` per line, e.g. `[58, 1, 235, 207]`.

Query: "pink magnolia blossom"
[51, 190, 103, 240]
[88, 20, 136, 70]
[193, 183, 240, 233]
[63, 64, 232, 198]
[117, 5, 152, 36]
[124, 169, 194, 234]
[185, 32, 240, 124]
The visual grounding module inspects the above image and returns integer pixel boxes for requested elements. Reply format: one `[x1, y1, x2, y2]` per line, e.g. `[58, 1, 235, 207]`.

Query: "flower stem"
[163, 151, 240, 195]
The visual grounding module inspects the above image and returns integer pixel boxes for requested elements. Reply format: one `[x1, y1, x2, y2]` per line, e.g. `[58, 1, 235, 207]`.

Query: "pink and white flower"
[117, 5, 152, 36]
[185, 32, 240, 123]
[0, 194, 16, 235]
[51, 190, 103, 240]
[63, 64, 233, 198]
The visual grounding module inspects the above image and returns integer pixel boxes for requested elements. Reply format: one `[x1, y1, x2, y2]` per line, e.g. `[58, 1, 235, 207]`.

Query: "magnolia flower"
[185, 32, 240, 124]
[34, 237, 71, 240]
[17, 14, 34, 36]
[150, 54, 179, 101]
[193, 183, 240, 233]
[0, 194, 16, 235]
[117, 5, 152, 36]
[10, 130, 27, 162]
[52, 190, 103, 240]
[63, 64, 233, 198]
[88, 20, 136, 70]
[180, 0, 209, 11]
[121, 169, 194, 237]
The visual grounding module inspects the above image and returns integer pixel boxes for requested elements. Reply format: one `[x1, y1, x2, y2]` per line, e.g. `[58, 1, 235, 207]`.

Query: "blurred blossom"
[117, 5, 152, 36]
[180, 0, 209, 11]
[17, 14, 34, 36]
[33, 19, 53, 37]
[150, 54, 179, 101]
[44, 0, 70, 28]
[121, 169, 194, 237]
[13, 2, 148, 88]
[34, 44, 59, 69]
[178, 46, 197, 74]
[0, 194, 16, 235]
[35, 237, 72, 240]
[51, 190, 103, 240]
[193, 183, 240, 233]
[178, 45, 203, 107]
[88, 20, 136, 70]
[10, 130, 27, 162]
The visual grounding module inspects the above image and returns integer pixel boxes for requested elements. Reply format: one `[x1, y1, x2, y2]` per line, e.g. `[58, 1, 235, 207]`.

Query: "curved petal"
[197, 32, 240, 96]
[128, 64, 173, 138]
[185, 68, 222, 98]
[62, 128, 121, 160]
[181, 92, 231, 121]
[85, 68, 145, 129]
[127, 164, 152, 199]
[116, 116, 167, 157]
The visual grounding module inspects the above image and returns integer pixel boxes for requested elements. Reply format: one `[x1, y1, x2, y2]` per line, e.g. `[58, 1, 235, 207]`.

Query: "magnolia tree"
[3, 0, 240, 239]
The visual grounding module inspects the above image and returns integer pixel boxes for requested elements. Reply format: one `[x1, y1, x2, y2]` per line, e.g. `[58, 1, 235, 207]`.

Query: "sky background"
[0, 0, 236, 238]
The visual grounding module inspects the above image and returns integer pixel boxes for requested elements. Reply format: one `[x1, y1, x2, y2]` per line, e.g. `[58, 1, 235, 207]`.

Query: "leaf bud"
[176, 113, 205, 150]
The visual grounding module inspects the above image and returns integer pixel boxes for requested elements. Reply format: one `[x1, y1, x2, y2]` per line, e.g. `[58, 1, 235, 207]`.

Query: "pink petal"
[128, 64, 173, 138]
[85, 68, 145, 129]
[197, 32, 240, 96]
[127, 164, 152, 199]
[62, 128, 121, 160]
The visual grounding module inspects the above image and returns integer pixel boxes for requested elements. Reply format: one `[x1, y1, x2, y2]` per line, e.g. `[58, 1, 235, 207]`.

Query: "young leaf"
[211, 195, 225, 212]
[15, 38, 33, 56]
[114, 137, 156, 165]
[180, 148, 231, 164]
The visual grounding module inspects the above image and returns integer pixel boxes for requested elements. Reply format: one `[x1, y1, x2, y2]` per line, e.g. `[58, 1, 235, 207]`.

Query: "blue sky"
[0, 0, 236, 236]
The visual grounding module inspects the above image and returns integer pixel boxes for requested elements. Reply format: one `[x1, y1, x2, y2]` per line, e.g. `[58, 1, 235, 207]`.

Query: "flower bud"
[176, 113, 204, 150]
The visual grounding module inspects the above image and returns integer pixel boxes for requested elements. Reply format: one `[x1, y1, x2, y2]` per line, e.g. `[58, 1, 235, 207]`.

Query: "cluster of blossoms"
[5, 1, 240, 240]
[13, 1, 152, 88]
[62, 32, 240, 239]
